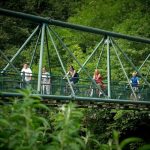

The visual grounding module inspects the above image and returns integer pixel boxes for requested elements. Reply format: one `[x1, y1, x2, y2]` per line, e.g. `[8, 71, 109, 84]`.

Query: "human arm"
[93, 74, 95, 80]
[94, 74, 101, 80]
[72, 70, 76, 77]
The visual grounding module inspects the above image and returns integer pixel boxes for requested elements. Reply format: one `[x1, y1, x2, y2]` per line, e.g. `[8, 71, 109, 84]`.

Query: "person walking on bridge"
[21, 62, 32, 88]
[130, 71, 140, 91]
[41, 67, 51, 95]
[130, 71, 140, 100]
[92, 69, 105, 97]
[65, 65, 79, 84]
[93, 69, 105, 90]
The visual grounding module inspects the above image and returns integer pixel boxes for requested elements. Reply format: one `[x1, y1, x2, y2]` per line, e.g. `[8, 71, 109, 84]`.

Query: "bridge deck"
[0, 72, 149, 98]
[0, 72, 150, 110]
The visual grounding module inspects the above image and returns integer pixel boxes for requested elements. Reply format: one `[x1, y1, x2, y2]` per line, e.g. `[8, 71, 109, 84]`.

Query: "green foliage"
[1, 0, 150, 81]
[0, 89, 150, 149]
[0, 89, 50, 149]
[67, 0, 150, 81]
[99, 130, 143, 150]
[0, 1, 150, 149]
[46, 103, 85, 150]
[0, 0, 83, 71]
[138, 145, 150, 150]
[0, 89, 90, 150]
[83, 108, 150, 149]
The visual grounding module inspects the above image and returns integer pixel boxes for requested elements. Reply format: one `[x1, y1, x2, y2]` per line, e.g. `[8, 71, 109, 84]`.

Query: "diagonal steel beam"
[138, 54, 150, 71]
[78, 37, 104, 73]
[37, 24, 45, 93]
[1, 25, 39, 73]
[0, 49, 20, 75]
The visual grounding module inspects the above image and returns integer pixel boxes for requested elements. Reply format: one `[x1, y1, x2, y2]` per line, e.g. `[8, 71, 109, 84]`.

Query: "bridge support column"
[37, 24, 45, 93]
[106, 36, 111, 98]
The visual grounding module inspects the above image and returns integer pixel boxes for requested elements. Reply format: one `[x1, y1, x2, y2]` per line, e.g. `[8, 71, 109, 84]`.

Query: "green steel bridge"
[0, 8, 150, 110]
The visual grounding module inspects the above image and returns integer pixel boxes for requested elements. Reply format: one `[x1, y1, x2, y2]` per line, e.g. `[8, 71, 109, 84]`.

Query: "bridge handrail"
[0, 71, 149, 88]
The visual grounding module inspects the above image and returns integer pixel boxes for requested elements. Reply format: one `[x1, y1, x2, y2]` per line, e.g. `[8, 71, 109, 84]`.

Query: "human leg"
[46, 84, 50, 95]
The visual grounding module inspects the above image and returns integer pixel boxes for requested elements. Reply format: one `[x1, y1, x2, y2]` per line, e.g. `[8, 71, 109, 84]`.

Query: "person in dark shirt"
[67, 65, 79, 84]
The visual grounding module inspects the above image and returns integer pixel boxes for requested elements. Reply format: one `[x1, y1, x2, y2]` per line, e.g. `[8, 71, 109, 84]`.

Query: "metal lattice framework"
[0, 8, 150, 109]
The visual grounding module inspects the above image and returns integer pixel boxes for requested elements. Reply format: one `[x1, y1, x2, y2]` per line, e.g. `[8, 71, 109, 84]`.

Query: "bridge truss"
[0, 8, 150, 110]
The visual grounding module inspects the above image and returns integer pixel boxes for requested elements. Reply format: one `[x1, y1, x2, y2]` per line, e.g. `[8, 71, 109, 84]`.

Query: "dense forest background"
[0, 0, 150, 79]
[0, 0, 150, 149]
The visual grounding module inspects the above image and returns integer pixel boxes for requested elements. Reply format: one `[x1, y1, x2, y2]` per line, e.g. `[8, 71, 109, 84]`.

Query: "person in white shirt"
[41, 67, 51, 94]
[21, 63, 32, 87]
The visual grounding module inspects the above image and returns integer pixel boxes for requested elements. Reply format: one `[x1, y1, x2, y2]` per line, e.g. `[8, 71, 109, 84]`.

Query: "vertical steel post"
[106, 36, 111, 98]
[50, 27, 107, 97]
[47, 26, 75, 96]
[45, 28, 51, 72]
[1, 26, 39, 73]
[112, 38, 150, 87]
[37, 24, 45, 93]
[110, 38, 137, 100]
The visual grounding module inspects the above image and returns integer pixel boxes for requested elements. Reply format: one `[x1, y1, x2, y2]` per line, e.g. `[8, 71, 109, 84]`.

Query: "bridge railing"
[0, 71, 149, 101]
